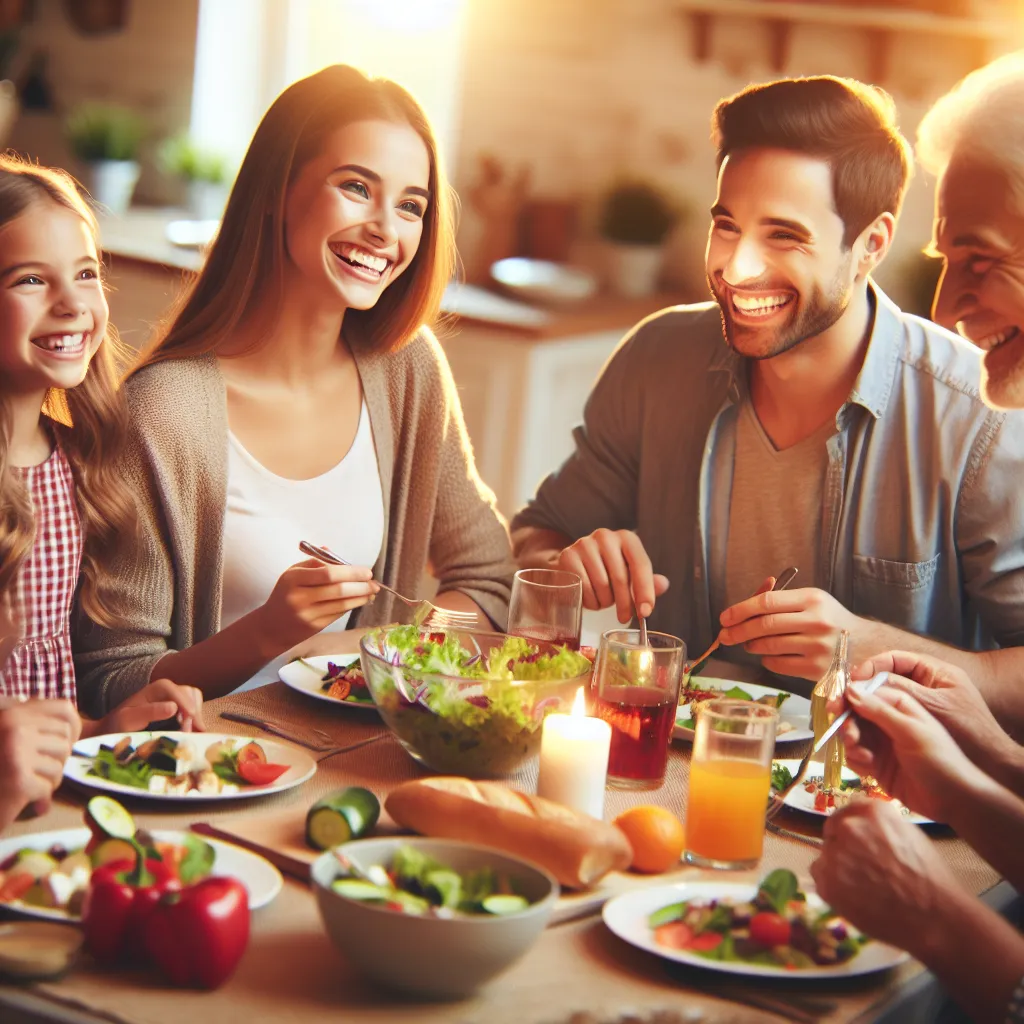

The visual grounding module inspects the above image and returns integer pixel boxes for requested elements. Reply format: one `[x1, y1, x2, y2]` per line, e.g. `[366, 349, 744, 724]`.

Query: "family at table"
[2, 50, 1024, 1023]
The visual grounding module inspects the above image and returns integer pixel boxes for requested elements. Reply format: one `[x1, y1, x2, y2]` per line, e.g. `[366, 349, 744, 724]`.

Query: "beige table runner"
[1, 682, 1000, 1024]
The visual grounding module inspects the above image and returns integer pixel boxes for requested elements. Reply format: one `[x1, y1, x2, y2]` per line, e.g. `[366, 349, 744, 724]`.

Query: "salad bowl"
[359, 627, 593, 778]
[311, 837, 559, 998]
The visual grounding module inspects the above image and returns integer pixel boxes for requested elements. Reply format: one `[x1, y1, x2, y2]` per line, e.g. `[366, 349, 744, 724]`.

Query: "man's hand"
[0, 699, 81, 832]
[556, 529, 669, 623]
[851, 651, 1022, 793]
[835, 681, 980, 823]
[718, 587, 861, 680]
[86, 680, 206, 736]
[810, 800, 957, 958]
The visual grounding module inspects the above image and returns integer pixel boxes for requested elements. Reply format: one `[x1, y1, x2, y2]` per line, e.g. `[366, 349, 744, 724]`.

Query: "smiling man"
[512, 76, 1024, 696]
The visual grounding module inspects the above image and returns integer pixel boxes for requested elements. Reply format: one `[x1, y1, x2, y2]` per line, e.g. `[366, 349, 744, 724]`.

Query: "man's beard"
[709, 260, 853, 360]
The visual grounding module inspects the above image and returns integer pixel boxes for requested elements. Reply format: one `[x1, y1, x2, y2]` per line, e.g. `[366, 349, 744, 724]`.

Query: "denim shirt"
[512, 285, 1024, 660]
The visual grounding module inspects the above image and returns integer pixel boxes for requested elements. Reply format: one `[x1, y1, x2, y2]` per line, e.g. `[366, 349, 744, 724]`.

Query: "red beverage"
[592, 685, 676, 784]
[511, 625, 580, 651]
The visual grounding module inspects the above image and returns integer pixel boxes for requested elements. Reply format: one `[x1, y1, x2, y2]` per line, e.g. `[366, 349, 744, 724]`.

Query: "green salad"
[363, 627, 592, 777]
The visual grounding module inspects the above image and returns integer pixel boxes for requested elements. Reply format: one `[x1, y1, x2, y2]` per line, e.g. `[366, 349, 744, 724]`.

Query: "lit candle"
[537, 688, 612, 819]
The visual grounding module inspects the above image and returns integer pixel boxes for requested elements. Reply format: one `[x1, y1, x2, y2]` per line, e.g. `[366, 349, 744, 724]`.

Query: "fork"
[219, 711, 387, 760]
[299, 541, 479, 630]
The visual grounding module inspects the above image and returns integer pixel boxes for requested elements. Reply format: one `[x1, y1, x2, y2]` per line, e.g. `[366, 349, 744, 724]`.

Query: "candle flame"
[571, 687, 586, 717]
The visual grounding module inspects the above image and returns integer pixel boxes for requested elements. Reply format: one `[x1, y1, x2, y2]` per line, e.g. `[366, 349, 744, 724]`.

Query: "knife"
[218, 711, 326, 751]
[811, 670, 888, 753]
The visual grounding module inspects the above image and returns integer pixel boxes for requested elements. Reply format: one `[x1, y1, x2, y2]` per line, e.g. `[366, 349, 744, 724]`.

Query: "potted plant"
[159, 135, 231, 221]
[65, 102, 145, 214]
[598, 181, 679, 297]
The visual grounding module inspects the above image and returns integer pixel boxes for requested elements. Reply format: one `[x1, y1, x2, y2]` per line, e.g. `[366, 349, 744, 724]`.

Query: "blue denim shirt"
[512, 285, 1024, 659]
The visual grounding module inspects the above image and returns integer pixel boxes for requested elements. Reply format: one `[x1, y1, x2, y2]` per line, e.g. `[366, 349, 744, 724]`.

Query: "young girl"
[0, 156, 203, 735]
[73, 65, 514, 711]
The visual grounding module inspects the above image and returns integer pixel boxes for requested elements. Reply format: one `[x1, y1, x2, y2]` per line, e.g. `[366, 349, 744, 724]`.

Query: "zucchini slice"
[306, 787, 380, 851]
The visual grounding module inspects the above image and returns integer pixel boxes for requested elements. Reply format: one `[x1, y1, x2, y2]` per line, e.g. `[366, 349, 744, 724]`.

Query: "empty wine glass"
[507, 569, 583, 649]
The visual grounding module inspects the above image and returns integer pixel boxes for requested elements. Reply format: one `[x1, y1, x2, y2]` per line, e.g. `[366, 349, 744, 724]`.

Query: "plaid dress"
[0, 443, 82, 701]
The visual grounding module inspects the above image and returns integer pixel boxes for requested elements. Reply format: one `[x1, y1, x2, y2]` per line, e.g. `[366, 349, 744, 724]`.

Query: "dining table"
[0, 669, 1012, 1024]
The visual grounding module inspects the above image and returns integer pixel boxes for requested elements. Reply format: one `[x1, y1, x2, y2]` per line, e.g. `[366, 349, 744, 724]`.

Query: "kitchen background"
[2, 0, 1022, 532]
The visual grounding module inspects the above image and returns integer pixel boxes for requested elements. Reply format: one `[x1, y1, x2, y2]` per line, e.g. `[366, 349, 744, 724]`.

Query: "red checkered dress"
[0, 444, 82, 701]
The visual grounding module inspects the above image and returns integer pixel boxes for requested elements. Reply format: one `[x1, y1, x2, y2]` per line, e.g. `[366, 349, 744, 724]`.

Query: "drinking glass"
[590, 628, 686, 790]
[684, 700, 779, 870]
[507, 568, 583, 649]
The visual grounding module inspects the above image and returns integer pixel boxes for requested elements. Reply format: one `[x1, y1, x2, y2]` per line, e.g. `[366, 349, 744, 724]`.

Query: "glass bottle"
[810, 629, 849, 791]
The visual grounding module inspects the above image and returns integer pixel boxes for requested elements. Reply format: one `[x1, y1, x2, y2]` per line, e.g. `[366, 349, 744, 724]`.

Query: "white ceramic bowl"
[490, 258, 598, 306]
[311, 837, 559, 998]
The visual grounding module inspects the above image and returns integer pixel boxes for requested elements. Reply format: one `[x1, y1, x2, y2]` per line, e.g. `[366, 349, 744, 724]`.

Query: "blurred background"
[1, 0, 1022, 526]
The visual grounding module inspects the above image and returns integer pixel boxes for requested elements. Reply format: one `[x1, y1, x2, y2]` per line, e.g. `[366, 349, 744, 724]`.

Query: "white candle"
[537, 688, 612, 819]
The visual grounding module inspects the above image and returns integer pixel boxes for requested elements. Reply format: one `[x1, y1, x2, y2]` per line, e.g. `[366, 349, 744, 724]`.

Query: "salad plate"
[278, 654, 376, 708]
[773, 758, 935, 825]
[64, 732, 316, 803]
[674, 681, 811, 744]
[603, 878, 908, 979]
[0, 827, 282, 923]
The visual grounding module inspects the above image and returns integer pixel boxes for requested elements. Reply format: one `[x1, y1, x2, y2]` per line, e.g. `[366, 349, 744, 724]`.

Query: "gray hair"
[917, 51, 1024, 207]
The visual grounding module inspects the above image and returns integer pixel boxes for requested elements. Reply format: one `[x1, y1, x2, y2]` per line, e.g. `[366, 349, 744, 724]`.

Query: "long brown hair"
[0, 155, 135, 627]
[135, 64, 456, 371]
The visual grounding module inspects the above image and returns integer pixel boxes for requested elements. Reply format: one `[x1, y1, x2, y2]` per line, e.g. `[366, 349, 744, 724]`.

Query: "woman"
[73, 65, 514, 712]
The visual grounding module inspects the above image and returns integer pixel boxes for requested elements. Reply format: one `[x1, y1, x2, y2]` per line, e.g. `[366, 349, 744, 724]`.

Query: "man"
[512, 75, 1024, 694]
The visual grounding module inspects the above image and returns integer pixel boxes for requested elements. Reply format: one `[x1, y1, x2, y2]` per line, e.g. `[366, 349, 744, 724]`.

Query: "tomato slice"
[653, 921, 693, 950]
[749, 911, 792, 948]
[237, 760, 289, 786]
[236, 741, 267, 766]
[687, 931, 724, 952]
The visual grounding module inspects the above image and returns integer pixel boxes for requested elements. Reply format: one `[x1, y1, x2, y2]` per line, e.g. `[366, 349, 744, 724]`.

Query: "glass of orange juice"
[684, 699, 778, 869]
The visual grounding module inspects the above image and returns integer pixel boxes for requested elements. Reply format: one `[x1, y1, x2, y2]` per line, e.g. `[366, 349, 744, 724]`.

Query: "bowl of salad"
[359, 626, 593, 777]
[311, 837, 559, 997]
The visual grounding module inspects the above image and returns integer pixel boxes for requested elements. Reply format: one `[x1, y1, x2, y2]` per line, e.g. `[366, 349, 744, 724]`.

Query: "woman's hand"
[0, 699, 81, 831]
[257, 559, 380, 653]
[836, 681, 980, 823]
[88, 679, 206, 735]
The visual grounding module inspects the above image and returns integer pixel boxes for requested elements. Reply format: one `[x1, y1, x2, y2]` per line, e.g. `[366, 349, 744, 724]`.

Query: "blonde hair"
[917, 51, 1024, 209]
[134, 64, 456, 372]
[0, 155, 135, 627]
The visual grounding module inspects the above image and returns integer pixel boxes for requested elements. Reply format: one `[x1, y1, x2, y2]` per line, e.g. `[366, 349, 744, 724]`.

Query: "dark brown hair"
[0, 155, 135, 627]
[134, 64, 456, 371]
[711, 76, 912, 247]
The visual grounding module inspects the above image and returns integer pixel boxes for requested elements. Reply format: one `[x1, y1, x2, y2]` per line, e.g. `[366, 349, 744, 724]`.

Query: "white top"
[220, 401, 384, 691]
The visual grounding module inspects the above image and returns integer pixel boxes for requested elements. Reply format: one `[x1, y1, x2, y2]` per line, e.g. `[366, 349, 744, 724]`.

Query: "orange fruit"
[613, 805, 686, 874]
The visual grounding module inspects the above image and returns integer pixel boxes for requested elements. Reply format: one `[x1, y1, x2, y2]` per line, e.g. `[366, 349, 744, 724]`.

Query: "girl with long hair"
[0, 156, 204, 738]
[74, 65, 513, 710]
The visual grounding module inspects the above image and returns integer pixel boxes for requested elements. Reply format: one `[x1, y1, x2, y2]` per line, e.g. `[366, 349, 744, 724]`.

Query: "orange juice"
[685, 758, 771, 865]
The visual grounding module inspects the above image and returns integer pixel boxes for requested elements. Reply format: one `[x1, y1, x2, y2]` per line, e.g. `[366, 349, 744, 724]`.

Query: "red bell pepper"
[82, 847, 182, 964]
[145, 876, 250, 989]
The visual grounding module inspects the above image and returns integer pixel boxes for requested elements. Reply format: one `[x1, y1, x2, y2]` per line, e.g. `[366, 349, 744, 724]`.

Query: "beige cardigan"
[73, 329, 515, 714]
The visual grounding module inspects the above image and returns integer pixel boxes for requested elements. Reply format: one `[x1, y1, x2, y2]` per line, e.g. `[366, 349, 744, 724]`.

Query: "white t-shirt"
[220, 401, 384, 691]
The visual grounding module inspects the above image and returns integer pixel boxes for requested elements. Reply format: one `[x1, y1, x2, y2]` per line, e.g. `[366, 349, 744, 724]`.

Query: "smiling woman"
[71, 65, 515, 713]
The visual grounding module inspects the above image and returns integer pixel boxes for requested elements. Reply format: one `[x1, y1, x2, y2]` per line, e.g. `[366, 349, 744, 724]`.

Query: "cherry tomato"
[653, 922, 693, 949]
[237, 760, 289, 786]
[687, 932, 724, 952]
[814, 790, 828, 812]
[749, 912, 792, 948]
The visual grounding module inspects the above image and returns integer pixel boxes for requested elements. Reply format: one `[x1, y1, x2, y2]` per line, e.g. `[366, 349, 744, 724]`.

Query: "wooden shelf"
[679, 0, 1015, 80]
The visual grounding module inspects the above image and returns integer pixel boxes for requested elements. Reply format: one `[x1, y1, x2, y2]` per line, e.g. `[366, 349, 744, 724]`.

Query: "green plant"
[159, 135, 228, 185]
[599, 181, 679, 246]
[65, 103, 146, 162]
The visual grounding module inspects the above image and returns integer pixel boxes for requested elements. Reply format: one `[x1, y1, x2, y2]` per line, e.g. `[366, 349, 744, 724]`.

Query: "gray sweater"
[73, 329, 515, 714]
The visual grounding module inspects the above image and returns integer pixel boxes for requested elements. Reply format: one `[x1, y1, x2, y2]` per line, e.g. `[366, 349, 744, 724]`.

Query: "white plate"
[674, 681, 812, 743]
[603, 880, 909, 979]
[64, 732, 316, 803]
[774, 758, 935, 825]
[0, 827, 282, 922]
[278, 655, 376, 709]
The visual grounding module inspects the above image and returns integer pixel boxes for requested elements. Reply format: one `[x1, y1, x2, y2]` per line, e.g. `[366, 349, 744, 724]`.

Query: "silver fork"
[299, 541, 479, 630]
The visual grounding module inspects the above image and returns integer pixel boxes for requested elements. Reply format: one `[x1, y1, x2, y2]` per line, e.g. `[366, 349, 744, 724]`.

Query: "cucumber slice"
[90, 838, 137, 869]
[331, 878, 390, 901]
[305, 787, 380, 850]
[481, 894, 529, 916]
[648, 901, 689, 928]
[85, 796, 136, 841]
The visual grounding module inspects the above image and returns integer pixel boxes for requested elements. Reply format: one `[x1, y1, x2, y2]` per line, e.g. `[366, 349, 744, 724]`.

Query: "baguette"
[385, 776, 633, 889]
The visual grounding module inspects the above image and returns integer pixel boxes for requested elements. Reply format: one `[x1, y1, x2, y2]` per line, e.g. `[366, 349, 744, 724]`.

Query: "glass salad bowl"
[359, 627, 593, 778]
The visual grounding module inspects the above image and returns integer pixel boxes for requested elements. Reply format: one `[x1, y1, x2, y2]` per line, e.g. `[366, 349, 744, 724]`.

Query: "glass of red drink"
[507, 569, 583, 649]
[591, 628, 686, 790]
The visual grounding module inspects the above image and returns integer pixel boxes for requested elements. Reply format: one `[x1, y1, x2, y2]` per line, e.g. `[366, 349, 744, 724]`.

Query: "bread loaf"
[385, 776, 633, 889]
